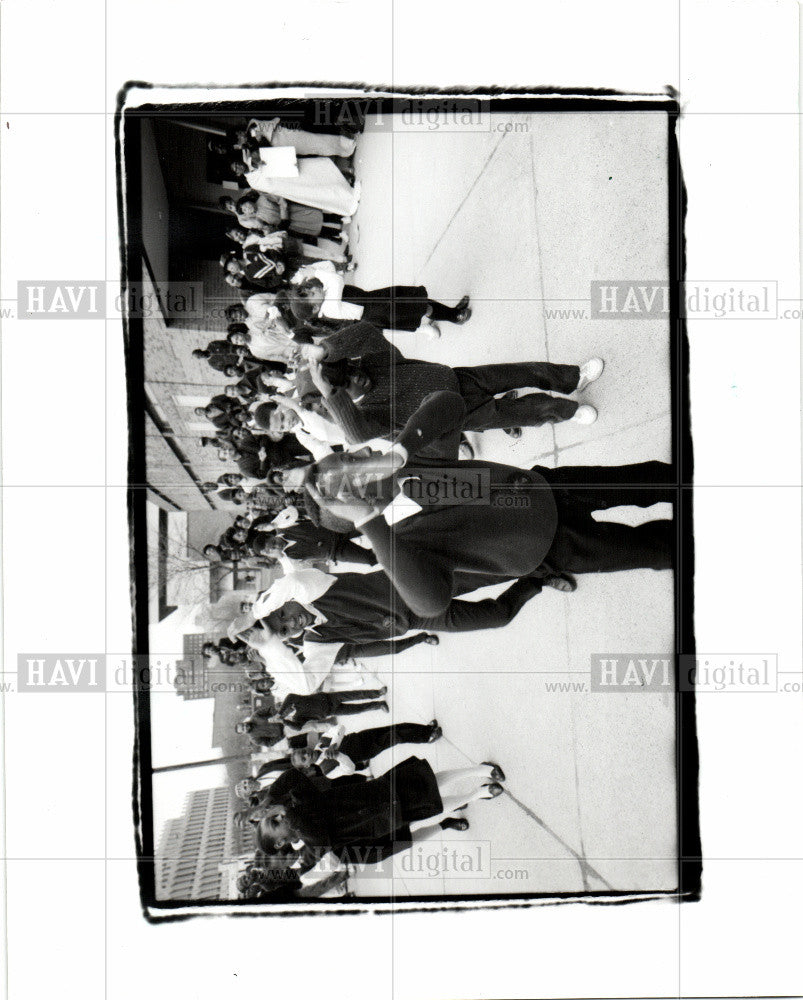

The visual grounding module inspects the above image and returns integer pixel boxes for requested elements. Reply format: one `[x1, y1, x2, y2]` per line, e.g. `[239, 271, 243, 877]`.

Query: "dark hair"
[225, 303, 247, 321]
[225, 124, 252, 148]
[287, 291, 319, 324]
[252, 400, 278, 431]
[236, 192, 259, 213]
[251, 534, 278, 556]
[227, 323, 250, 341]
[219, 195, 236, 210]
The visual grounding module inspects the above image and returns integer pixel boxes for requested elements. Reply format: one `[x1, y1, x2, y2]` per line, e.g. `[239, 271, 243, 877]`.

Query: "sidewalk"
[339, 111, 676, 898]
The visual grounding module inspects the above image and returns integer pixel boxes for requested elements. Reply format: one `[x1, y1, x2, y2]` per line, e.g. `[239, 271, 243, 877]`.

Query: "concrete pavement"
[336, 110, 676, 898]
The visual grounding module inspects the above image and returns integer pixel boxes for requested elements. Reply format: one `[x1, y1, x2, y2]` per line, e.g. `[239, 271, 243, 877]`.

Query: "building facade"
[155, 786, 256, 901]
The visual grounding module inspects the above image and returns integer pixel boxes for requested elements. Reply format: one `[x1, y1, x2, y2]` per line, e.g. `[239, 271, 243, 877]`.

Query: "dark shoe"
[482, 761, 506, 782]
[483, 782, 504, 799]
[455, 294, 470, 311]
[428, 724, 443, 743]
[544, 573, 577, 593]
[455, 307, 472, 324]
[440, 816, 469, 832]
[503, 427, 523, 439]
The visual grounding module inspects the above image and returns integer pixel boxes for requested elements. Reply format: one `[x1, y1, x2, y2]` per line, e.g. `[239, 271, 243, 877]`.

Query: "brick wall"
[141, 268, 242, 511]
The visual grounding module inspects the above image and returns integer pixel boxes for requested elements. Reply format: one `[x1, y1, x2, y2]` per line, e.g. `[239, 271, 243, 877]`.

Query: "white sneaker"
[572, 404, 598, 425]
[576, 357, 604, 392]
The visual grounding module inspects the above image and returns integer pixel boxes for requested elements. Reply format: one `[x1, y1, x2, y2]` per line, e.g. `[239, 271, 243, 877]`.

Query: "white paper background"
[1, 1, 800, 997]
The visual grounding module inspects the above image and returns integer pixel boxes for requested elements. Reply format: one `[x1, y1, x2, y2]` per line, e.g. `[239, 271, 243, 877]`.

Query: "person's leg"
[539, 460, 675, 488]
[407, 820, 444, 839]
[332, 536, 377, 565]
[537, 462, 676, 510]
[356, 287, 431, 332]
[425, 299, 464, 322]
[335, 700, 388, 716]
[341, 723, 435, 762]
[459, 362, 580, 397]
[418, 577, 543, 633]
[331, 688, 386, 703]
[465, 392, 578, 429]
[437, 765, 495, 795]
[546, 505, 674, 574]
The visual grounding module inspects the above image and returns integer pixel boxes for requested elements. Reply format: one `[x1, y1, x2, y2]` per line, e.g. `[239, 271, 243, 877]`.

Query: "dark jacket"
[266, 757, 440, 850]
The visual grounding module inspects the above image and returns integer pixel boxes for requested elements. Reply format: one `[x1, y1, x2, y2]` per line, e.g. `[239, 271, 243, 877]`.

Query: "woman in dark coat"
[257, 757, 505, 856]
[289, 279, 471, 334]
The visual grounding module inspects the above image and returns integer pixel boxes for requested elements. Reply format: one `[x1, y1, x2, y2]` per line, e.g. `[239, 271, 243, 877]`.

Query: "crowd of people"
[186, 116, 675, 901]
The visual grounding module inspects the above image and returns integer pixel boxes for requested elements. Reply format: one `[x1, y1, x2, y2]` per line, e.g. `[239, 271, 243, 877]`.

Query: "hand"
[306, 481, 376, 526]
[299, 343, 327, 363]
[421, 633, 440, 646]
[307, 358, 333, 399]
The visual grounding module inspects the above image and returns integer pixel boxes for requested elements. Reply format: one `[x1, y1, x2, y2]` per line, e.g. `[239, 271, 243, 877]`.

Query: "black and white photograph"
[3, 1, 802, 997]
[120, 88, 697, 914]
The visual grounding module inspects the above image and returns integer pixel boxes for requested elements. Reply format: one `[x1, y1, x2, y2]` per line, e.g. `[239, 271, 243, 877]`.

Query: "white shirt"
[245, 292, 278, 322]
[292, 261, 364, 321]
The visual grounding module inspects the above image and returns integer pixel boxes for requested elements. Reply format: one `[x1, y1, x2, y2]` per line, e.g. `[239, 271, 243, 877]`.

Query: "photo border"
[115, 84, 699, 921]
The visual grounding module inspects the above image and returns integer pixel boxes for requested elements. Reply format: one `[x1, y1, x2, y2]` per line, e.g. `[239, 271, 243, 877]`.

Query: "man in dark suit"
[303, 390, 674, 619]
[251, 720, 442, 781]
[192, 343, 243, 374]
[247, 515, 378, 566]
[302, 320, 601, 441]
[235, 715, 285, 749]
[246, 566, 547, 658]
[226, 427, 301, 480]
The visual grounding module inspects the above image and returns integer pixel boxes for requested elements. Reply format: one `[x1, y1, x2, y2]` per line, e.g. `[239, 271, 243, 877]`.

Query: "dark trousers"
[340, 723, 433, 767]
[456, 362, 580, 429]
[285, 535, 375, 565]
[344, 285, 459, 330]
[327, 689, 385, 717]
[287, 689, 385, 725]
[333, 537, 377, 565]
[537, 461, 675, 573]
[414, 577, 543, 633]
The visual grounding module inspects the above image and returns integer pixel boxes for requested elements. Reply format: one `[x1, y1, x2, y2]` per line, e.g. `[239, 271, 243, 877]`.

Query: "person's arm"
[285, 720, 331, 738]
[279, 693, 299, 715]
[335, 632, 438, 661]
[392, 390, 467, 462]
[254, 757, 291, 778]
[361, 516, 454, 618]
[317, 321, 399, 364]
[320, 750, 357, 778]
[294, 869, 348, 898]
[323, 388, 388, 445]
